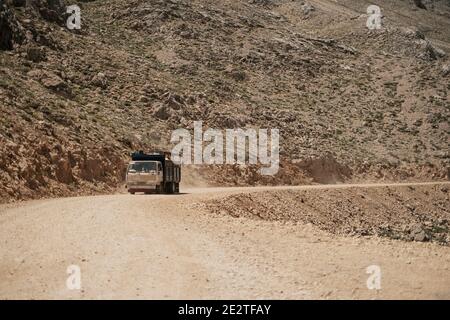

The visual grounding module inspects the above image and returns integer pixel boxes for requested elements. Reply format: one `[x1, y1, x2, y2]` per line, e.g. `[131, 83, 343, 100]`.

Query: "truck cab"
[126, 151, 180, 194]
[126, 160, 163, 194]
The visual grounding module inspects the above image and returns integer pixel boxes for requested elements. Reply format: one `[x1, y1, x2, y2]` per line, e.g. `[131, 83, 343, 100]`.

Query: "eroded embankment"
[200, 184, 450, 244]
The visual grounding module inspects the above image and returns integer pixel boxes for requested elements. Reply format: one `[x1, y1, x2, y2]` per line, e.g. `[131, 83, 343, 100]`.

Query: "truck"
[126, 151, 181, 194]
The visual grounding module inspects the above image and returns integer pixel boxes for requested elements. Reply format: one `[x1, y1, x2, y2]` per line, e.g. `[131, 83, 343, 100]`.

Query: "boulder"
[28, 0, 67, 24]
[0, 1, 24, 50]
[41, 72, 66, 91]
[442, 64, 450, 76]
[25, 45, 46, 62]
[153, 104, 171, 120]
[90, 72, 108, 89]
[409, 223, 430, 242]
[301, 2, 315, 16]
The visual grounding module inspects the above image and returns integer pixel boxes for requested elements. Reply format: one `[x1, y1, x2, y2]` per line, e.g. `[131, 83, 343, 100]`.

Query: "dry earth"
[1, 182, 449, 300]
[1, 0, 449, 301]
[1, 0, 449, 202]
[201, 184, 450, 244]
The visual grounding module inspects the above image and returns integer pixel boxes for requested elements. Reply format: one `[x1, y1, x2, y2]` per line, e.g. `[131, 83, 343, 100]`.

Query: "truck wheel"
[129, 191, 135, 195]
[175, 183, 180, 193]
[166, 182, 174, 194]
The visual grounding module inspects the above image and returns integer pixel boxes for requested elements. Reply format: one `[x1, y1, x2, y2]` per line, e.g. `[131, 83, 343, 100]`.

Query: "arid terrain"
[1, 182, 449, 300]
[0, 0, 449, 301]
[1, 0, 449, 202]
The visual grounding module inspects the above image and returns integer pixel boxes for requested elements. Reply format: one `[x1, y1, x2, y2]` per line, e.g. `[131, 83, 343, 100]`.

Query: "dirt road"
[1, 182, 449, 299]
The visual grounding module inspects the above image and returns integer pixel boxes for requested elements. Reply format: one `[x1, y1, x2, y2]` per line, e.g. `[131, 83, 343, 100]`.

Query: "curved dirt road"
[1, 182, 449, 299]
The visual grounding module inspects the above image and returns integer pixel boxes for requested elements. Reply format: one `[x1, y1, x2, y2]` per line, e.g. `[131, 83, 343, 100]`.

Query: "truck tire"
[175, 183, 180, 193]
[166, 182, 174, 194]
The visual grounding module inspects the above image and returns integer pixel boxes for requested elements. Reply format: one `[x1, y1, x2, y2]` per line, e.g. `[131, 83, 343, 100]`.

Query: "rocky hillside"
[0, 0, 449, 202]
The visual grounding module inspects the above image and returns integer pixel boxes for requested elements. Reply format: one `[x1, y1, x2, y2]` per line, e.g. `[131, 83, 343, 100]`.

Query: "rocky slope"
[0, 0, 449, 202]
[200, 184, 450, 245]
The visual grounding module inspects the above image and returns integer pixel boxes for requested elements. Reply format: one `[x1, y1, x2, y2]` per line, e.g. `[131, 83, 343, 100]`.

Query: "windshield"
[128, 162, 157, 173]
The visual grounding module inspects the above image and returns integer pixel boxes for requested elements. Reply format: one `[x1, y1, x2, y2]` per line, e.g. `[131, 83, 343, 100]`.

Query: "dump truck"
[126, 151, 181, 194]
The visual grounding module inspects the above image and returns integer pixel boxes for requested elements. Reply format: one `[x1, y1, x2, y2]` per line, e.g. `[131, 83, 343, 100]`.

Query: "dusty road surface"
[1, 182, 449, 300]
